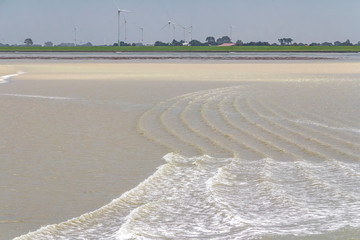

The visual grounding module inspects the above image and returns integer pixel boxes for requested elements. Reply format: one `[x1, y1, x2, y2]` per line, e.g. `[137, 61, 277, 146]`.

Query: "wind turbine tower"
[229, 25, 237, 42]
[177, 23, 187, 42]
[117, 8, 131, 46]
[124, 18, 127, 42]
[74, 26, 77, 46]
[139, 26, 144, 44]
[188, 26, 193, 41]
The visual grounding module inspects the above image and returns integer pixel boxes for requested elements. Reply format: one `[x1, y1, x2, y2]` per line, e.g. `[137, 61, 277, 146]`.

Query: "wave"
[14, 153, 360, 240]
[291, 119, 360, 134]
[138, 83, 360, 162]
[1, 71, 77, 102]
[0, 71, 25, 84]
[0, 93, 76, 100]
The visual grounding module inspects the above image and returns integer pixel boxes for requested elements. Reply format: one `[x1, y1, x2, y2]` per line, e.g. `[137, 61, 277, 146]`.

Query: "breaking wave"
[0, 71, 25, 84]
[14, 153, 360, 240]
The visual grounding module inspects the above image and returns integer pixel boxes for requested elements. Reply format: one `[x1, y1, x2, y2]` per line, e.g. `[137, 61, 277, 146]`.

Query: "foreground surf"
[15, 153, 360, 240]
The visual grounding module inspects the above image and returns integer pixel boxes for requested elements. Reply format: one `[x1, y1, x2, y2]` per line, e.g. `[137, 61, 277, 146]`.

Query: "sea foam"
[14, 153, 360, 240]
[0, 93, 76, 100]
[0, 71, 25, 84]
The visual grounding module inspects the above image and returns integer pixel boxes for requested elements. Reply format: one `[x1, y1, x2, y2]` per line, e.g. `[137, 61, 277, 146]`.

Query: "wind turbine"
[188, 26, 193, 42]
[229, 25, 237, 42]
[161, 21, 176, 45]
[124, 18, 127, 42]
[74, 26, 77, 46]
[176, 23, 187, 42]
[138, 26, 144, 44]
[175, 23, 193, 44]
[117, 9, 131, 46]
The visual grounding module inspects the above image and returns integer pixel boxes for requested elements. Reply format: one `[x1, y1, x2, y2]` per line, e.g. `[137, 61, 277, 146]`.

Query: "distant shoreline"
[0, 56, 336, 61]
[1, 46, 360, 53]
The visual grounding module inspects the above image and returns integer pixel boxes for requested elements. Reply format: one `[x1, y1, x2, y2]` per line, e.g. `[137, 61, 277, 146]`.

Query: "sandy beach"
[1, 60, 360, 239]
[8, 62, 360, 81]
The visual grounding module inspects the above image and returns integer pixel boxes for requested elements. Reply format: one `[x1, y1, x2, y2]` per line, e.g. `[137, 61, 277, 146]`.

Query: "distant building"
[219, 43, 235, 47]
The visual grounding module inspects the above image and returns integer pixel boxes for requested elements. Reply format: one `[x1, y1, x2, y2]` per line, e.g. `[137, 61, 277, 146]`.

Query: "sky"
[0, 0, 359, 45]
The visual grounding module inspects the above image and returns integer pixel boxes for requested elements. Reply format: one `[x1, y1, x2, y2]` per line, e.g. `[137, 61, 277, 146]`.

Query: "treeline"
[1, 37, 360, 47]
[0, 39, 94, 47]
[154, 36, 360, 47]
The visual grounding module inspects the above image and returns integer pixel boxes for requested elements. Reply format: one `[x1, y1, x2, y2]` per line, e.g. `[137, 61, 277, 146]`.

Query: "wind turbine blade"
[175, 22, 185, 29]
[160, 23, 169, 30]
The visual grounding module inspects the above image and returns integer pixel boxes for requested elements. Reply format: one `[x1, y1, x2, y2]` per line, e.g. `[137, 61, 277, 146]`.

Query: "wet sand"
[9, 62, 360, 81]
[0, 56, 334, 61]
[1, 62, 360, 239]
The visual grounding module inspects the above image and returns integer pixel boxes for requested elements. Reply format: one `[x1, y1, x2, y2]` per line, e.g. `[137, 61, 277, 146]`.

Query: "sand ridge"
[4, 62, 360, 82]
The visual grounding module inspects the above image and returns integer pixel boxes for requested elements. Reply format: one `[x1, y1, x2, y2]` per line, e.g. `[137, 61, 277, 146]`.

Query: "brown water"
[1, 62, 360, 239]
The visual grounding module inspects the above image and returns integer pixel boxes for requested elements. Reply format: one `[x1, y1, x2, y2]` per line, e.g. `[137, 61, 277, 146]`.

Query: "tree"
[321, 42, 332, 46]
[115, 41, 132, 46]
[24, 38, 33, 46]
[334, 40, 353, 46]
[171, 39, 183, 46]
[279, 38, 293, 46]
[216, 36, 231, 45]
[154, 41, 168, 46]
[343, 39, 352, 46]
[113, 42, 130, 46]
[44, 41, 53, 47]
[235, 40, 243, 46]
[244, 41, 270, 46]
[205, 36, 216, 45]
[189, 39, 203, 46]
[285, 38, 293, 45]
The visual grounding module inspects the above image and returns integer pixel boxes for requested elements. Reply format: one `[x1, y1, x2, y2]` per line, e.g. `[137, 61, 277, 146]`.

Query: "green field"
[0, 45, 360, 52]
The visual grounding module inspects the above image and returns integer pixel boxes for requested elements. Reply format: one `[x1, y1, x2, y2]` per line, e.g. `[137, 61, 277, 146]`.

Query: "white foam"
[13, 153, 360, 240]
[0, 72, 74, 101]
[0, 71, 25, 84]
[290, 118, 360, 134]
[1, 93, 76, 100]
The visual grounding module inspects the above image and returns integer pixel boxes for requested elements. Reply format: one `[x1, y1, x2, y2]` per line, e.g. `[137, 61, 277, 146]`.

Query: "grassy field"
[0, 45, 360, 52]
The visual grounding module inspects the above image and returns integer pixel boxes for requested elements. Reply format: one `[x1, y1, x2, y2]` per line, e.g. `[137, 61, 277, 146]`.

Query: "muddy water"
[1, 62, 359, 239]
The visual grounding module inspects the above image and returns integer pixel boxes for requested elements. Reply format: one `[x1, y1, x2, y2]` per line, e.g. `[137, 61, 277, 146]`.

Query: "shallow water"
[1, 51, 360, 63]
[11, 77, 360, 239]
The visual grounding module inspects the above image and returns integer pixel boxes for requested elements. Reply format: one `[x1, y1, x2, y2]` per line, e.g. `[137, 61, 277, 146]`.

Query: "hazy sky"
[0, 0, 359, 45]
